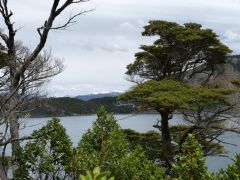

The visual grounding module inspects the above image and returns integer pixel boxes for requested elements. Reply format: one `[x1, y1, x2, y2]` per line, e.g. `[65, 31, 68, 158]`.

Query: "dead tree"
[0, 0, 91, 177]
[179, 104, 240, 156]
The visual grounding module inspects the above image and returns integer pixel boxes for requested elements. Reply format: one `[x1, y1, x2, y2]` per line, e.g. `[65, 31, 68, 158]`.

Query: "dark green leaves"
[15, 118, 74, 179]
[119, 79, 233, 111]
[171, 134, 211, 180]
[80, 167, 115, 180]
[126, 20, 232, 82]
[77, 107, 166, 180]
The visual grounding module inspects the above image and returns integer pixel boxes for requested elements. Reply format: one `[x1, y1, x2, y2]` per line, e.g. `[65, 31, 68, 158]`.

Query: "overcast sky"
[5, 0, 240, 96]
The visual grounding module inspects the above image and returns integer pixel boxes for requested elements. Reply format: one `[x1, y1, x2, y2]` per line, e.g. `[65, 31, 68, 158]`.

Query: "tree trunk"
[8, 85, 20, 176]
[0, 161, 7, 180]
[9, 106, 20, 153]
[158, 109, 173, 168]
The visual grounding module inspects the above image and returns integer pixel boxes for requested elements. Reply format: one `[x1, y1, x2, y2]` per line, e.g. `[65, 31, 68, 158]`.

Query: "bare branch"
[43, 9, 94, 31]
[17, 0, 91, 82]
[0, 128, 55, 146]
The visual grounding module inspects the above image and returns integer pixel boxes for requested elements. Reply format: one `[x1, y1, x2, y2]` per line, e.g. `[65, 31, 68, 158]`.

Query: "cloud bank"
[3, 0, 240, 96]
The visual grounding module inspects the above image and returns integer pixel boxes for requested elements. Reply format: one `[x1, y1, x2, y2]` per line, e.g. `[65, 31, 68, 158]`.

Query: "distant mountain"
[75, 92, 122, 101]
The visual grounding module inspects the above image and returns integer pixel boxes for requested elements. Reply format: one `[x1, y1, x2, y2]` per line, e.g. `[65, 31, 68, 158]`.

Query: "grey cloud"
[78, 43, 129, 53]
[4, 0, 240, 96]
[80, 44, 95, 51]
[223, 30, 240, 42]
[100, 44, 128, 53]
[46, 81, 132, 97]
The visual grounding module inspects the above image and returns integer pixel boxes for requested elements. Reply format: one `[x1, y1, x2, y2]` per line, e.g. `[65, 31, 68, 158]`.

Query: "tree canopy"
[126, 20, 232, 83]
[119, 78, 232, 113]
[119, 78, 234, 167]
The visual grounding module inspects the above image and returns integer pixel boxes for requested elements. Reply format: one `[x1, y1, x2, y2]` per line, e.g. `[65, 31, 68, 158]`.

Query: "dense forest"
[30, 96, 136, 117]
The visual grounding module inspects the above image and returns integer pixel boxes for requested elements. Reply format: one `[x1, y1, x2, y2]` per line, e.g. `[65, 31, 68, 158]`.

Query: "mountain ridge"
[29, 96, 135, 118]
[75, 92, 122, 101]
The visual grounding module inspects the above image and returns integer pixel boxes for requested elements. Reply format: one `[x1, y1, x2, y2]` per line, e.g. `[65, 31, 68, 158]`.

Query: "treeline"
[29, 97, 136, 117]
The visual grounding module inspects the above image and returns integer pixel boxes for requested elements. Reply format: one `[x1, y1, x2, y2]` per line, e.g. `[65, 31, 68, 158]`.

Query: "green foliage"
[124, 125, 225, 164]
[123, 19, 235, 175]
[12, 108, 240, 180]
[231, 79, 240, 86]
[123, 129, 162, 161]
[15, 118, 74, 179]
[118, 146, 166, 180]
[215, 154, 240, 179]
[119, 79, 232, 111]
[80, 167, 114, 180]
[76, 107, 166, 179]
[78, 152, 240, 180]
[171, 134, 211, 180]
[119, 79, 232, 167]
[126, 20, 231, 82]
[119, 79, 193, 110]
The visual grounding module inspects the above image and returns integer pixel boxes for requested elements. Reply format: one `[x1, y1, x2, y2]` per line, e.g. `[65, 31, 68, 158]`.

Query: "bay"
[19, 114, 240, 172]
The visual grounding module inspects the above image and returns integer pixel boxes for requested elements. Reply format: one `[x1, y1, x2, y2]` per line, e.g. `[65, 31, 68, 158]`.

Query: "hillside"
[30, 96, 136, 117]
[227, 55, 240, 71]
[30, 55, 240, 118]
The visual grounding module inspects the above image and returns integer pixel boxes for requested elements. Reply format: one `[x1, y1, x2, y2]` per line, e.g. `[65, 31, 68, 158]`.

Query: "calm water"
[19, 114, 240, 172]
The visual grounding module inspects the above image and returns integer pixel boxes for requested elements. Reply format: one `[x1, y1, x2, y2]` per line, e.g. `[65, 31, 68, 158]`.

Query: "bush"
[171, 134, 212, 180]
[76, 107, 166, 179]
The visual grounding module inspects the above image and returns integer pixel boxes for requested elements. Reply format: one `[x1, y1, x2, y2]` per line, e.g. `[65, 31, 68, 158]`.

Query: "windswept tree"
[122, 20, 234, 168]
[126, 20, 231, 83]
[119, 79, 233, 168]
[0, 0, 91, 177]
